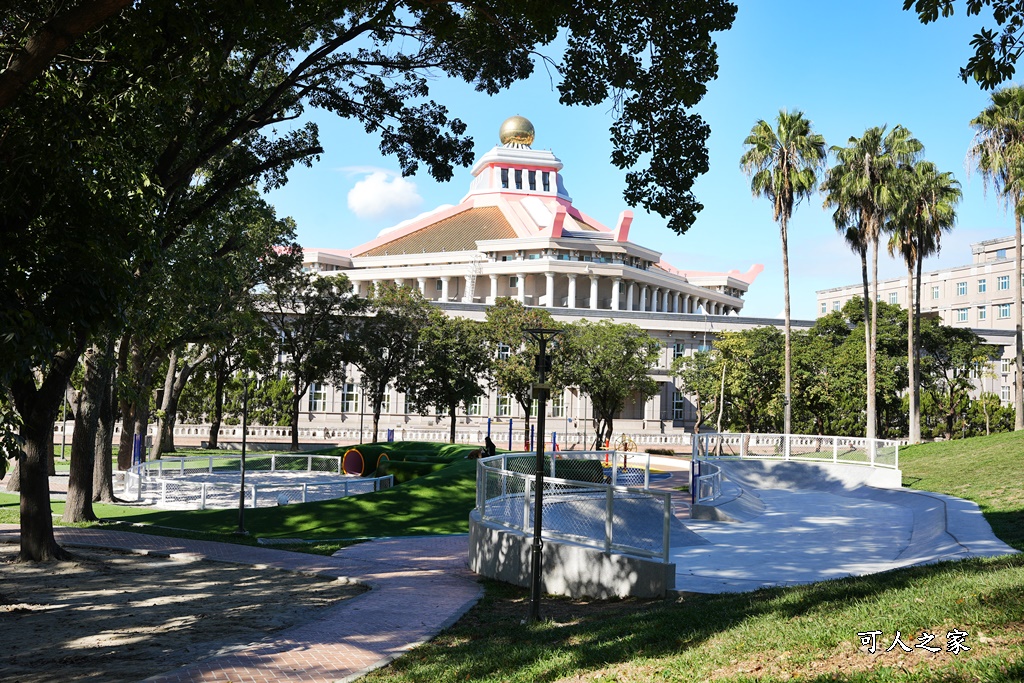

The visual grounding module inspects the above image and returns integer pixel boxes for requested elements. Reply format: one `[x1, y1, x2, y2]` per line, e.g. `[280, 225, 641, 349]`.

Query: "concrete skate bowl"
[690, 436, 1017, 569]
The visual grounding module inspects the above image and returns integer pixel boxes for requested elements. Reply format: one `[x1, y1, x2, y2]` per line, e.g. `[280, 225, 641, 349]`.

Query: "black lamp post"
[236, 373, 251, 535]
[524, 327, 560, 623]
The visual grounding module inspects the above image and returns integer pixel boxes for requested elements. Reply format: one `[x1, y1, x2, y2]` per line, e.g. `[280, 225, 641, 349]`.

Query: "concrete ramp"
[672, 458, 1018, 594]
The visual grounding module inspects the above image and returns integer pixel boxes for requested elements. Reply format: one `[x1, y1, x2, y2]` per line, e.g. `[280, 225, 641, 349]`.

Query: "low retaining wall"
[468, 511, 675, 599]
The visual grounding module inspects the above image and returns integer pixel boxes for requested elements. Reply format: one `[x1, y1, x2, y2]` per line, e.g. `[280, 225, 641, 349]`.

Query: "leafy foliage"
[552, 320, 659, 449]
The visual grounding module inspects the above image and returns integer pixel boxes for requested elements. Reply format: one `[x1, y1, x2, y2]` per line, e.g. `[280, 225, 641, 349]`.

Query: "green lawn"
[357, 432, 1024, 683]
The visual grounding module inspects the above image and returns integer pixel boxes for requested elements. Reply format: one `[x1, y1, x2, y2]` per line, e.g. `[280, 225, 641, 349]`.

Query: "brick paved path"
[0, 526, 481, 683]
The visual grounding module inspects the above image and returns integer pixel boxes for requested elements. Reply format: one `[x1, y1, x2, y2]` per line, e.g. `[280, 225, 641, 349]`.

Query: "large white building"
[291, 116, 778, 446]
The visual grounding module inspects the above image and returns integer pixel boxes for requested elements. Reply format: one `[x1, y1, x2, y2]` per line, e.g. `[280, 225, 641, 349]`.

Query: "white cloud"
[346, 171, 422, 220]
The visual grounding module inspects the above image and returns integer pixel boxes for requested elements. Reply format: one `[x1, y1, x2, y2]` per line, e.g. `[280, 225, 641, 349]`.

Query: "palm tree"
[741, 110, 827, 437]
[970, 86, 1024, 431]
[821, 126, 922, 440]
[888, 161, 961, 444]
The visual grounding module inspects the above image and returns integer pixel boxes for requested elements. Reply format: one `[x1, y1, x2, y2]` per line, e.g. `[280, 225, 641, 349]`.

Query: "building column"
[653, 287, 662, 313]
[545, 272, 555, 307]
[439, 276, 450, 302]
[463, 275, 474, 302]
[516, 272, 526, 303]
[640, 285, 648, 312]
[372, 279, 382, 296]
[488, 274, 499, 304]
[417, 277, 426, 296]
[673, 291, 680, 313]
[590, 275, 599, 310]
[627, 281, 636, 311]
[611, 277, 622, 310]
[566, 274, 577, 308]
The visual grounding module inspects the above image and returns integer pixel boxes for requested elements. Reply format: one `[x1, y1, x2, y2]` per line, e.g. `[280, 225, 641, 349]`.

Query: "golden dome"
[499, 115, 535, 146]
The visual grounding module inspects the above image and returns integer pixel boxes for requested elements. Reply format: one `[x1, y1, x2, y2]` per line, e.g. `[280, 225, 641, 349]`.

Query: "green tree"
[261, 271, 361, 451]
[821, 126, 922, 440]
[485, 298, 557, 449]
[403, 314, 492, 444]
[347, 283, 433, 444]
[919, 319, 1002, 439]
[2, 0, 738, 561]
[552, 320, 658, 449]
[970, 86, 1024, 430]
[887, 161, 961, 443]
[670, 349, 721, 434]
[714, 327, 785, 434]
[905, 0, 1024, 88]
[740, 110, 826, 438]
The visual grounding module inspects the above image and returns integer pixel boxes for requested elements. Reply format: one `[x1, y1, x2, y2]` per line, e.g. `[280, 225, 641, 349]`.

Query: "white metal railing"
[690, 432, 902, 505]
[475, 451, 671, 563]
[122, 453, 393, 510]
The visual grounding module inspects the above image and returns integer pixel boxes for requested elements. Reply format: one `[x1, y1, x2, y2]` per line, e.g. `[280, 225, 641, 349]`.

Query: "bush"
[645, 447, 677, 456]
[504, 456, 605, 483]
[375, 459, 449, 484]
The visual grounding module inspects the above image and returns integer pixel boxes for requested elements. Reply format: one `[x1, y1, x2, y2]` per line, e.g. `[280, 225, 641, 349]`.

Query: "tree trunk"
[867, 232, 879, 440]
[522, 401, 532, 451]
[209, 354, 226, 449]
[907, 263, 920, 444]
[5, 459, 19, 492]
[915, 252, 924, 444]
[289, 375, 301, 451]
[10, 345, 81, 561]
[448, 404, 457, 444]
[93, 343, 117, 503]
[1015, 205, 1023, 430]
[152, 349, 178, 460]
[63, 344, 110, 522]
[716, 361, 727, 434]
[780, 216, 792, 436]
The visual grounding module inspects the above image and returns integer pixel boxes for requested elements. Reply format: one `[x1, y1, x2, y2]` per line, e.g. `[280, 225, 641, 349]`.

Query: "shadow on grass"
[366, 554, 1024, 683]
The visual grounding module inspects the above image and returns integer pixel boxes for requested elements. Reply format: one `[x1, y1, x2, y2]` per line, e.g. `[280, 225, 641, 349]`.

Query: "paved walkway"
[0, 526, 481, 683]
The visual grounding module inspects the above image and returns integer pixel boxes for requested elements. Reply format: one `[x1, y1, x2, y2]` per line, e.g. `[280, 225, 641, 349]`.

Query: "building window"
[888, 292, 898, 304]
[509, 276, 519, 289]
[957, 281, 967, 296]
[307, 382, 326, 412]
[956, 308, 969, 323]
[497, 342, 511, 360]
[832, 301, 840, 311]
[932, 285, 940, 299]
[435, 279, 444, 291]
[514, 169, 523, 189]
[496, 394, 512, 417]
[341, 383, 359, 413]
[500, 168, 509, 189]
[551, 394, 565, 418]
[467, 396, 482, 416]
[672, 391, 687, 420]
[1002, 358, 1012, 374]
[821, 302, 827, 314]
[1002, 385, 1011, 402]
[979, 306, 987, 322]
[528, 170, 536, 191]
[997, 248, 1008, 260]
[979, 278, 987, 293]
[998, 303, 1011, 318]
[999, 275, 1010, 290]
[673, 342, 686, 358]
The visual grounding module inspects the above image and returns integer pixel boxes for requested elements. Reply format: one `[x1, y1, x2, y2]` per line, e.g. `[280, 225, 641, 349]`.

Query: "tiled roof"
[355, 207, 515, 256]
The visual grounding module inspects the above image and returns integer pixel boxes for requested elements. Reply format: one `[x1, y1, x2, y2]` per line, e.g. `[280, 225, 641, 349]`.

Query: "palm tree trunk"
[914, 250, 924, 443]
[1016, 205, 1023, 430]
[867, 234, 879, 440]
[781, 216, 792, 436]
[907, 263, 920, 444]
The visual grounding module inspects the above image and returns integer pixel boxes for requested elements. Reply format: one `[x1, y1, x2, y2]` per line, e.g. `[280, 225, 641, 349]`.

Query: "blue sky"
[265, 0, 1013, 320]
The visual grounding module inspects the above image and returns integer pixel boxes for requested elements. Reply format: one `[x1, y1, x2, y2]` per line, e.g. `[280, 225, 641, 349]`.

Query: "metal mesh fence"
[122, 454, 392, 509]
[477, 455, 670, 561]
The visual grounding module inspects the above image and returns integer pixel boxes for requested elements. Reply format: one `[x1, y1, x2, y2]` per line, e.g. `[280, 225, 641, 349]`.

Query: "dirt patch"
[0, 544, 364, 683]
